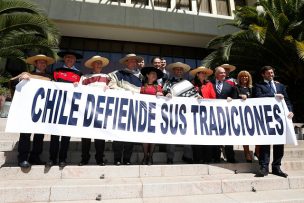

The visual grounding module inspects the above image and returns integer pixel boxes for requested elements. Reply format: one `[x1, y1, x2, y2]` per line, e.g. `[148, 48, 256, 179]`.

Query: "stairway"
[0, 118, 303, 203]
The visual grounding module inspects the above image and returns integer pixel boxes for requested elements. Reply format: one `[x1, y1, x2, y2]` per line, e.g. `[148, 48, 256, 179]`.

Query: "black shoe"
[124, 161, 131, 165]
[59, 161, 67, 168]
[182, 156, 193, 164]
[272, 168, 288, 178]
[147, 156, 153, 165]
[18, 161, 31, 168]
[96, 160, 105, 166]
[78, 160, 89, 166]
[115, 161, 121, 166]
[167, 159, 173, 164]
[45, 160, 56, 167]
[142, 156, 148, 165]
[29, 158, 46, 165]
[97, 162, 105, 166]
[256, 167, 269, 177]
[227, 158, 237, 163]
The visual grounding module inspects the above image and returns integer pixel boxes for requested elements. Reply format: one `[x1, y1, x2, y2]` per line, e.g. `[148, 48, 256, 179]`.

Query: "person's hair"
[193, 75, 208, 87]
[151, 56, 161, 64]
[142, 71, 159, 93]
[142, 70, 158, 85]
[260, 66, 275, 74]
[237, 71, 253, 88]
[160, 57, 166, 61]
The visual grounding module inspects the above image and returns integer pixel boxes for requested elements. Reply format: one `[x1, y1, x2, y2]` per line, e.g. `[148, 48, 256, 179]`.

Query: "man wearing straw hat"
[221, 64, 237, 86]
[108, 53, 143, 165]
[12, 54, 54, 168]
[76, 55, 110, 166]
[46, 50, 83, 168]
[163, 62, 197, 164]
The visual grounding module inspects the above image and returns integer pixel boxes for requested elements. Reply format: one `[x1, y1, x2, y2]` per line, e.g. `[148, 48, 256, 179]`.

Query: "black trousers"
[113, 141, 133, 163]
[192, 145, 213, 163]
[259, 144, 284, 170]
[81, 138, 105, 163]
[18, 133, 44, 162]
[224, 145, 235, 162]
[49, 135, 70, 163]
[212, 145, 221, 162]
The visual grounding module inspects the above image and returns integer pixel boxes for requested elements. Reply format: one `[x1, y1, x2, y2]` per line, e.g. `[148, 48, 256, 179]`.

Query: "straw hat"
[141, 66, 164, 79]
[84, 56, 109, 69]
[119, 53, 143, 64]
[220, 64, 236, 72]
[25, 54, 55, 66]
[189, 66, 213, 77]
[57, 50, 83, 59]
[166, 62, 191, 73]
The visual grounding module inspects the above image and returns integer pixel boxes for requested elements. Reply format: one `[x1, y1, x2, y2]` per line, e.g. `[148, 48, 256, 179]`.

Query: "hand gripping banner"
[6, 79, 297, 145]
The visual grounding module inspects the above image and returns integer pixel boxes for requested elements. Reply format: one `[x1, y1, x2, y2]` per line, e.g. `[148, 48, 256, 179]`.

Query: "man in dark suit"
[254, 66, 294, 178]
[211, 66, 237, 163]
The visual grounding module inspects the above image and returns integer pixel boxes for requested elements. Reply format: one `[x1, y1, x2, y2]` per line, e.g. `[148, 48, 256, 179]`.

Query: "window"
[176, 0, 192, 11]
[131, 0, 149, 5]
[234, 0, 246, 7]
[111, 0, 126, 3]
[5, 37, 211, 76]
[154, 0, 171, 8]
[197, 0, 211, 13]
[216, 0, 230, 16]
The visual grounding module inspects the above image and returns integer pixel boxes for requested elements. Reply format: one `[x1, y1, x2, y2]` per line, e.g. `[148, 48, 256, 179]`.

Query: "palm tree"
[203, 0, 304, 121]
[0, 0, 60, 59]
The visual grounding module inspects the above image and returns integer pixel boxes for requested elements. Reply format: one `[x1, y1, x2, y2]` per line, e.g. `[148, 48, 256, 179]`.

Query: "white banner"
[6, 79, 297, 145]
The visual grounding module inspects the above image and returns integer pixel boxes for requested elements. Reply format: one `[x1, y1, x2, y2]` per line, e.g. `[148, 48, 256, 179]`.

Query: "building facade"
[7, 0, 256, 73]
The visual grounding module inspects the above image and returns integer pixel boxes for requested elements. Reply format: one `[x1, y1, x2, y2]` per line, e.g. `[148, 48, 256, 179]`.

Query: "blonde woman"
[236, 71, 260, 162]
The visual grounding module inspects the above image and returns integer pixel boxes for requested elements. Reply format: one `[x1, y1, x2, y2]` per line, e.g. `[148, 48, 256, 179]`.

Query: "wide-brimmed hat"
[57, 50, 83, 59]
[119, 53, 143, 64]
[84, 56, 109, 69]
[189, 66, 213, 77]
[141, 66, 164, 79]
[220, 64, 236, 72]
[25, 54, 55, 66]
[166, 62, 191, 73]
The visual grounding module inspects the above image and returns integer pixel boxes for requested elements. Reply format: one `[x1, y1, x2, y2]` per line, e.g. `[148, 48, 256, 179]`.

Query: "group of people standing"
[14, 50, 293, 178]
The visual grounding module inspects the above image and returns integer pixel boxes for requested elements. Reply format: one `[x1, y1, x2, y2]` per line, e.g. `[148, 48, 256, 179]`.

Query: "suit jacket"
[253, 81, 293, 111]
[211, 80, 237, 99]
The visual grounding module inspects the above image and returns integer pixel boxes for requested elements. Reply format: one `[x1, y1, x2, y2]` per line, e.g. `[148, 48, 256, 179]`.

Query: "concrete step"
[1, 171, 304, 202]
[31, 188, 304, 202]
[0, 164, 255, 180]
[1, 161, 303, 180]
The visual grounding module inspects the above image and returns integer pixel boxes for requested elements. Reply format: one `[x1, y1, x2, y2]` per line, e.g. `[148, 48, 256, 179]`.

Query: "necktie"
[269, 81, 275, 94]
[216, 81, 222, 94]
